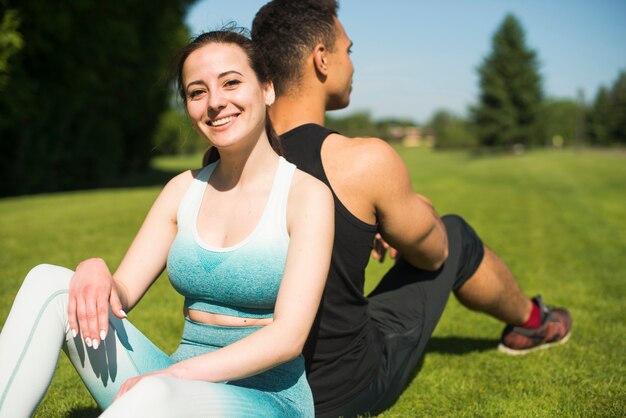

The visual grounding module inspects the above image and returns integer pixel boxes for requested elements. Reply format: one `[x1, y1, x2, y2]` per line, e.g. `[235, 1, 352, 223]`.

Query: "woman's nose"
[208, 91, 227, 111]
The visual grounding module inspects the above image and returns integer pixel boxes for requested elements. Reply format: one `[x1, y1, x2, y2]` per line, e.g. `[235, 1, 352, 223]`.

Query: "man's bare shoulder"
[324, 133, 409, 179]
[321, 133, 413, 223]
[326, 132, 392, 151]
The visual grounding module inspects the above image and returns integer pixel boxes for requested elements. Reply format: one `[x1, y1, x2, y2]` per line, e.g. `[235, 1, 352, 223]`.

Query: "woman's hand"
[113, 368, 178, 402]
[66, 173, 188, 349]
[68, 258, 126, 349]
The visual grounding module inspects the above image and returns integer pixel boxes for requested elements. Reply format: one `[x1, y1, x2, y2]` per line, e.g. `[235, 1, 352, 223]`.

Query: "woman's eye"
[188, 90, 205, 99]
[224, 79, 241, 88]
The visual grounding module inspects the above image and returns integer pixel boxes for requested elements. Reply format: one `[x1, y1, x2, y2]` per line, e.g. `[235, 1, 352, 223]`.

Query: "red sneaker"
[498, 295, 572, 355]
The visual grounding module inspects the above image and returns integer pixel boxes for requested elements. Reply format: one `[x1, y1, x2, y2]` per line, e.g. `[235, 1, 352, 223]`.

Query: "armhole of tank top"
[318, 133, 378, 233]
[176, 162, 218, 228]
[334, 198, 378, 232]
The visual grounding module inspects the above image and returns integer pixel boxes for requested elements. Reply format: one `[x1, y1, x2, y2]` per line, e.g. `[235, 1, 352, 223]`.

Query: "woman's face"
[182, 43, 274, 152]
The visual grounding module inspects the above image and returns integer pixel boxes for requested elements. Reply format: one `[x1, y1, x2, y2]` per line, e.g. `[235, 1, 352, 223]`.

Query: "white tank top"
[167, 156, 296, 318]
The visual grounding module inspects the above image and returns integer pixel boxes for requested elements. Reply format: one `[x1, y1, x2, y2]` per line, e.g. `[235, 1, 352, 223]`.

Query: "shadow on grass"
[424, 336, 498, 355]
[61, 339, 495, 418]
[66, 406, 101, 418]
[403, 338, 497, 387]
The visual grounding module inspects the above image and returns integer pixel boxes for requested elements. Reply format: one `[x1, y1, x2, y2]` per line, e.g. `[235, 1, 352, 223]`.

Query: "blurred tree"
[153, 108, 206, 155]
[541, 99, 579, 147]
[0, 0, 195, 196]
[325, 111, 417, 140]
[0, 5, 23, 90]
[586, 86, 612, 145]
[608, 71, 626, 145]
[427, 109, 477, 149]
[587, 71, 626, 146]
[326, 111, 379, 138]
[472, 14, 544, 149]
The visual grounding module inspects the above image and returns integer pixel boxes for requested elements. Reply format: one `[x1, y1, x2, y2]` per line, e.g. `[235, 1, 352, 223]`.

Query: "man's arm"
[362, 138, 448, 270]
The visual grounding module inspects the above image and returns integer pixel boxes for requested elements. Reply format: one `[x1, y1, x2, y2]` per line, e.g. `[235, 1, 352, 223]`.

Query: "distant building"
[388, 125, 436, 147]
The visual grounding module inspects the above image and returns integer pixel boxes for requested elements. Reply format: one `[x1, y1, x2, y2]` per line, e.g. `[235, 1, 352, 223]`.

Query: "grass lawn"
[1, 148, 624, 417]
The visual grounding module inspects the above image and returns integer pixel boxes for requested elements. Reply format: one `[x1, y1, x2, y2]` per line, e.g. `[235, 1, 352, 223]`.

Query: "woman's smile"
[208, 113, 240, 127]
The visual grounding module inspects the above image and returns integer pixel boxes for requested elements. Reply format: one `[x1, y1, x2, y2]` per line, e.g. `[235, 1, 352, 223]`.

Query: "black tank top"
[280, 124, 383, 412]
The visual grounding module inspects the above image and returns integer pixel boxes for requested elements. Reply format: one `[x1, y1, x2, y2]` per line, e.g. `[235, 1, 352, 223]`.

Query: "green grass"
[1, 148, 625, 417]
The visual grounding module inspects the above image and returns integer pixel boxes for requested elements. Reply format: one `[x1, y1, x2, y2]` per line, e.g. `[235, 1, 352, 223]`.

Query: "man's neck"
[269, 91, 326, 136]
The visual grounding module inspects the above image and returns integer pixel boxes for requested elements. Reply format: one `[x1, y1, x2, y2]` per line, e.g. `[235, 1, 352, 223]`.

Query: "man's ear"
[264, 81, 276, 106]
[313, 43, 329, 76]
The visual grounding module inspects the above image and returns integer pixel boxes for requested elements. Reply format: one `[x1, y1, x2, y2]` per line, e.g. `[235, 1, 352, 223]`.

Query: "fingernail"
[119, 310, 127, 318]
[85, 337, 92, 347]
[100, 330, 106, 341]
[92, 339, 99, 350]
[72, 329, 78, 338]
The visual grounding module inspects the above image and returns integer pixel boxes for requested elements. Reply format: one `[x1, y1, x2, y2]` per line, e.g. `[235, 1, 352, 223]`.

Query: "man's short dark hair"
[252, 0, 339, 97]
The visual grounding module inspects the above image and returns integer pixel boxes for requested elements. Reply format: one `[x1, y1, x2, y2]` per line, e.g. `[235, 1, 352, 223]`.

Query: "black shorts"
[317, 214, 484, 418]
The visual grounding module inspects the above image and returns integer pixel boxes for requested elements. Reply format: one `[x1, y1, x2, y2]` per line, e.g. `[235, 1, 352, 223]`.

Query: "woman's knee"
[109, 376, 183, 415]
[127, 376, 179, 403]
[22, 264, 73, 294]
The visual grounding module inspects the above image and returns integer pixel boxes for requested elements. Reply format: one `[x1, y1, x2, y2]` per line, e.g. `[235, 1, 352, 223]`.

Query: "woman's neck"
[212, 135, 279, 191]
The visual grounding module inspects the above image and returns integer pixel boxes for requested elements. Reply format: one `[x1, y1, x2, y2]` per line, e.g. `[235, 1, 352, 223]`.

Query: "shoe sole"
[497, 331, 571, 356]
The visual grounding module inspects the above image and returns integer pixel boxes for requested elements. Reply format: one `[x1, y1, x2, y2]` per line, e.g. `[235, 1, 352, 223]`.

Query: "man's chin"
[326, 98, 350, 111]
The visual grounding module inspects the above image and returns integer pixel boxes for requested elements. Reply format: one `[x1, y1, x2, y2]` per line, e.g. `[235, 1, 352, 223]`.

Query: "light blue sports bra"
[167, 157, 296, 319]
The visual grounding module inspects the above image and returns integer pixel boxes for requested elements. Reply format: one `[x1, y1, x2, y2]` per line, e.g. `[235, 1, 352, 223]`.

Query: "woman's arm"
[68, 171, 193, 348]
[115, 171, 334, 396]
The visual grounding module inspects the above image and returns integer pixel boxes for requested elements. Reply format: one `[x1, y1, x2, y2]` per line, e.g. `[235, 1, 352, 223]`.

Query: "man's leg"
[315, 215, 477, 418]
[453, 232, 572, 356]
[454, 246, 532, 326]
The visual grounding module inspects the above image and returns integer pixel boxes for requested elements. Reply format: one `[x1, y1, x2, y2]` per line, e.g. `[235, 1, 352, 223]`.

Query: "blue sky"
[186, 0, 626, 123]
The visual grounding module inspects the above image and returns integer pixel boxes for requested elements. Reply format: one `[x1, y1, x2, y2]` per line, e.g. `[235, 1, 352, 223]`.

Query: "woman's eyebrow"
[218, 70, 244, 78]
[185, 80, 205, 90]
[185, 71, 244, 90]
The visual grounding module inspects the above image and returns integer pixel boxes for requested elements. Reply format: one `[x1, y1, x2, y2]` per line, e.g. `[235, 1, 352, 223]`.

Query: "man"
[251, 1, 572, 416]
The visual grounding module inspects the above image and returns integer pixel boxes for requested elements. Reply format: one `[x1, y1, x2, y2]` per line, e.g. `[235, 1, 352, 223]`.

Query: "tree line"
[0, 0, 194, 196]
[1, 8, 623, 196]
[328, 15, 625, 151]
[465, 14, 624, 150]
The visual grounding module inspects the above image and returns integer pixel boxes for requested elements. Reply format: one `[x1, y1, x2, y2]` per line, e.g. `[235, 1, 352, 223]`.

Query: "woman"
[0, 29, 334, 417]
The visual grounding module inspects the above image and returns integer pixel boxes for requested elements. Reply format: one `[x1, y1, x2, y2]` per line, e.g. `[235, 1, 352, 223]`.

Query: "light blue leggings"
[0, 264, 313, 417]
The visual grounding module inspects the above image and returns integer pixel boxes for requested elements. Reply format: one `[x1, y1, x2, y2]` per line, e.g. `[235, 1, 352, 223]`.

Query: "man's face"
[325, 18, 354, 111]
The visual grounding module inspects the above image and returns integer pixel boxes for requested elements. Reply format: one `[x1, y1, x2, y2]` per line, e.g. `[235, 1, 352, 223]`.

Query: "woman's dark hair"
[174, 26, 282, 165]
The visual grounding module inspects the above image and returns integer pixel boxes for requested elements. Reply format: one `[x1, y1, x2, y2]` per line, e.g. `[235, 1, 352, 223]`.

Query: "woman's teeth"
[210, 115, 236, 126]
